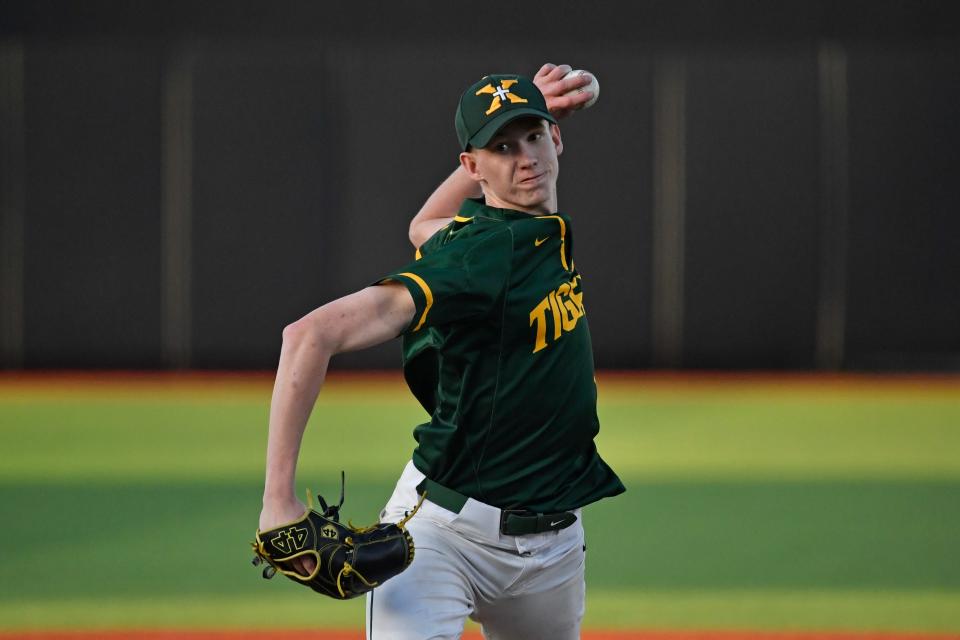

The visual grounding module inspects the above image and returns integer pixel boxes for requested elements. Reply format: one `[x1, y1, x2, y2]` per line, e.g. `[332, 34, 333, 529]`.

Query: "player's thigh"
[366, 523, 475, 640]
[475, 535, 585, 640]
[476, 568, 584, 640]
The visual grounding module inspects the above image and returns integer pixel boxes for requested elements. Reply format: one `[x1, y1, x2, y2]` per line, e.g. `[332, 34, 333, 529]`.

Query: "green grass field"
[0, 373, 958, 632]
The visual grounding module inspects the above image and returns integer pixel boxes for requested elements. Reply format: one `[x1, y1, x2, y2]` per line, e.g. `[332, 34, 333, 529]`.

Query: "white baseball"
[563, 69, 599, 109]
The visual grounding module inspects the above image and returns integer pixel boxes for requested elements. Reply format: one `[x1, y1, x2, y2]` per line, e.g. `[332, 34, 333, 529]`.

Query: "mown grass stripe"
[0, 590, 958, 632]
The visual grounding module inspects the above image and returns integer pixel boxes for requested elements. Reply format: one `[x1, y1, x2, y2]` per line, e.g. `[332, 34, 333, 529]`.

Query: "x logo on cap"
[476, 80, 528, 116]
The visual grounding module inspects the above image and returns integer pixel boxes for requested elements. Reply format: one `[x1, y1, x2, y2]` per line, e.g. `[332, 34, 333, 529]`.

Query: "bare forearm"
[262, 319, 334, 502]
[260, 286, 415, 510]
[409, 166, 480, 247]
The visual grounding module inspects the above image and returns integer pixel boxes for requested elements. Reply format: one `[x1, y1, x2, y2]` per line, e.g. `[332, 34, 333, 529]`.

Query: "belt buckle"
[499, 508, 534, 535]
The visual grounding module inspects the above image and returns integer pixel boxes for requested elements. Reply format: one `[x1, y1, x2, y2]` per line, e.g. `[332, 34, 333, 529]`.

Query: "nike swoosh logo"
[534, 236, 549, 247]
[550, 519, 566, 527]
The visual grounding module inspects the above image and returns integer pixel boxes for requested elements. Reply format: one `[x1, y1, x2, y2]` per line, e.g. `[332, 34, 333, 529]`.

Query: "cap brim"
[466, 107, 558, 150]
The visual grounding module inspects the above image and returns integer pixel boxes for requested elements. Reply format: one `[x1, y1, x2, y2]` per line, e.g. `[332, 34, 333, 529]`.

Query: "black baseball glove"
[251, 474, 421, 599]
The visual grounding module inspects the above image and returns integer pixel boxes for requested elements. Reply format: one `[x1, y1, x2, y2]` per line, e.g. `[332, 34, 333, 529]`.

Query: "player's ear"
[460, 151, 483, 182]
[550, 123, 563, 156]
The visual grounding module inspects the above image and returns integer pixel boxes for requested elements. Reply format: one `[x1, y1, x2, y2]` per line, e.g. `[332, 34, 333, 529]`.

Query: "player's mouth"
[518, 172, 546, 186]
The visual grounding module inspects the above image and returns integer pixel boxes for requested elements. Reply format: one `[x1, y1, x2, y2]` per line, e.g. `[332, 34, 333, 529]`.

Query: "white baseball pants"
[366, 461, 585, 640]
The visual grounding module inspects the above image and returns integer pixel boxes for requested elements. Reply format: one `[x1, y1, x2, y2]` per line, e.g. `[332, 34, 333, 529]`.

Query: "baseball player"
[258, 63, 625, 639]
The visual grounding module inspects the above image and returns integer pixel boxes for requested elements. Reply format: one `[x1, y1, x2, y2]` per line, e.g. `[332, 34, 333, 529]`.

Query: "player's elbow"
[408, 219, 425, 248]
[281, 311, 338, 357]
[281, 317, 309, 347]
[409, 205, 440, 248]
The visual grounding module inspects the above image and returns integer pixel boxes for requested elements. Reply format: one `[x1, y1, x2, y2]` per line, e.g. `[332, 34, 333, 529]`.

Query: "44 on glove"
[251, 475, 421, 599]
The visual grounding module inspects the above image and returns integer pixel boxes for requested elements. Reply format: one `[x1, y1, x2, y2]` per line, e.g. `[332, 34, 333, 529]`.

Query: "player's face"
[460, 118, 563, 215]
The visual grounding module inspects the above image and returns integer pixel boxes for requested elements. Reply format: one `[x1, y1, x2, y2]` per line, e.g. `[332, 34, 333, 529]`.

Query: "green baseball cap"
[455, 74, 556, 151]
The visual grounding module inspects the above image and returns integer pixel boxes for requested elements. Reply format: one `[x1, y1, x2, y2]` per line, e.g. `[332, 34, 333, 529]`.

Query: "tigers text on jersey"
[380, 198, 624, 513]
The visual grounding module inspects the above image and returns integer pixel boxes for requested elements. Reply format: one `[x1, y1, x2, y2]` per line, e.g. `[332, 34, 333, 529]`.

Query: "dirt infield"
[3, 631, 959, 640]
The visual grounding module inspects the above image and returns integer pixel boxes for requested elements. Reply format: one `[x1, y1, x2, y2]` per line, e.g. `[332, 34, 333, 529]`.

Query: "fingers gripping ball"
[563, 69, 599, 109]
[251, 476, 422, 599]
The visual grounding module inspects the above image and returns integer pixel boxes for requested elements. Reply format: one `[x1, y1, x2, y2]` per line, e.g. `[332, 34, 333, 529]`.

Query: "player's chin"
[513, 186, 551, 208]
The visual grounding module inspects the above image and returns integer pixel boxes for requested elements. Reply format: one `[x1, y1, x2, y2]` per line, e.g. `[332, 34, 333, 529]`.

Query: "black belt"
[417, 478, 577, 536]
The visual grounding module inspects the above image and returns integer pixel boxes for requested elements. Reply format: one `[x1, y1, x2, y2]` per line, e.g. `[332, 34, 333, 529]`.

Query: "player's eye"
[494, 142, 510, 153]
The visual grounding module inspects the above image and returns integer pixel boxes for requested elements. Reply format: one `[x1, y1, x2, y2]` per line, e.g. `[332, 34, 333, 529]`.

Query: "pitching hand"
[259, 496, 318, 577]
[534, 63, 594, 119]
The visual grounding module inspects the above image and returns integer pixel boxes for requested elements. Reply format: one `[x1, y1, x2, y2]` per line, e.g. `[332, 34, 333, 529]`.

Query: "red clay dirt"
[2, 630, 958, 640]
[2, 369, 959, 395]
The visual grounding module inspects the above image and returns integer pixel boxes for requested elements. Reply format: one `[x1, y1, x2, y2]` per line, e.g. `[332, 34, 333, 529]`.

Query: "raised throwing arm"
[407, 63, 595, 249]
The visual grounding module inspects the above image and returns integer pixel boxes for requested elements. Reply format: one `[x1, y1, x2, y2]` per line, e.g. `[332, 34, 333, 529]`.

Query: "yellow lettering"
[529, 297, 551, 353]
[548, 291, 562, 339]
[556, 282, 579, 331]
[563, 299, 581, 328]
[528, 276, 588, 354]
[568, 276, 585, 315]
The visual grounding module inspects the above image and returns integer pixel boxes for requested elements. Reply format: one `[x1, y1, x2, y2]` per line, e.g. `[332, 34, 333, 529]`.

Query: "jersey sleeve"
[378, 228, 514, 334]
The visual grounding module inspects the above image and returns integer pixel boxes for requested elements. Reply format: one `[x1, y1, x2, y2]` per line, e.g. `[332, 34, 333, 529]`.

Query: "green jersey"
[381, 198, 624, 513]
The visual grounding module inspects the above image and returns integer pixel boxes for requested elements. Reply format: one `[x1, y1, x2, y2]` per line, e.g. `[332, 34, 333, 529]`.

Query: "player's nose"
[517, 142, 539, 167]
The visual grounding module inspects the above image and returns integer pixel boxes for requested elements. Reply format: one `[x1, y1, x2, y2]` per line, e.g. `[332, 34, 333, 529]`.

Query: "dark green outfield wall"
[1, 2, 958, 371]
